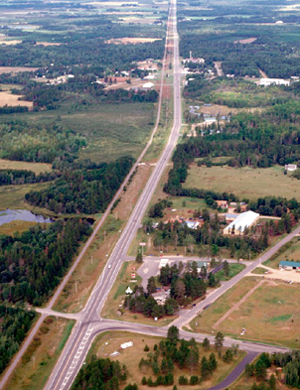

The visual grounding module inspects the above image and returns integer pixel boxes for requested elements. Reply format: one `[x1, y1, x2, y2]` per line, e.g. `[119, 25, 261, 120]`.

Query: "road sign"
[139, 242, 146, 246]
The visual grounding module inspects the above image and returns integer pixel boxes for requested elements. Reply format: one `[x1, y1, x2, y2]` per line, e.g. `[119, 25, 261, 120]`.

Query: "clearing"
[190, 277, 300, 348]
[234, 38, 257, 44]
[0, 91, 32, 107]
[184, 165, 300, 200]
[0, 159, 52, 174]
[87, 331, 246, 389]
[0, 66, 38, 74]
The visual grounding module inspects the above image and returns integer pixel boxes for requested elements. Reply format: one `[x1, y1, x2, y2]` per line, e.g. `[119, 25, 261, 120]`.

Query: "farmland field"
[190, 277, 300, 348]
[184, 164, 300, 200]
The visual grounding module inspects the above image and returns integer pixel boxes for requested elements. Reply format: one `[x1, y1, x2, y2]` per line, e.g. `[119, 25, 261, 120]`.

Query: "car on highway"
[108, 264, 111, 269]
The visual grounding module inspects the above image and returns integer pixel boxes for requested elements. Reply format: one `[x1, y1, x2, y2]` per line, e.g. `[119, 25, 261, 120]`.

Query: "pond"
[0, 209, 53, 226]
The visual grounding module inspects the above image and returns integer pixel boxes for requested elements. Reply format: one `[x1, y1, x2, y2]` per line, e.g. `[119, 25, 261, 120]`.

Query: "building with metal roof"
[279, 260, 300, 271]
[223, 210, 259, 236]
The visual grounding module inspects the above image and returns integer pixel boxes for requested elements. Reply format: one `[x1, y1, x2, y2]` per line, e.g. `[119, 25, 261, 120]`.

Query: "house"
[285, 164, 297, 172]
[279, 261, 300, 271]
[216, 200, 228, 209]
[223, 210, 260, 236]
[125, 286, 133, 295]
[225, 213, 238, 223]
[188, 260, 209, 273]
[152, 290, 169, 305]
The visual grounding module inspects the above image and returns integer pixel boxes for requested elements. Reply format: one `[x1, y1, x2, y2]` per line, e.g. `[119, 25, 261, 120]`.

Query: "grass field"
[263, 238, 300, 269]
[0, 182, 51, 211]
[184, 164, 300, 200]
[3, 317, 74, 390]
[190, 277, 300, 348]
[0, 91, 32, 107]
[87, 331, 246, 389]
[16, 101, 156, 163]
[0, 220, 42, 236]
[0, 159, 52, 174]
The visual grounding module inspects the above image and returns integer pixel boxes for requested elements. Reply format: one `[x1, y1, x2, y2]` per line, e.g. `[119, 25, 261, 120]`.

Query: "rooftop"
[279, 260, 300, 268]
[225, 210, 259, 233]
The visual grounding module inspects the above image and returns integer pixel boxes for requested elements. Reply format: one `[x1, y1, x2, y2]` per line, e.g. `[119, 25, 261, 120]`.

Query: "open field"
[101, 261, 176, 326]
[88, 331, 247, 389]
[0, 91, 32, 107]
[0, 66, 38, 74]
[190, 277, 300, 348]
[16, 102, 156, 163]
[3, 317, 74, 390]
[0, 159, 52, 174]
[0, 182, 51, 211]
[184, 165, 300, 200]
[215, 263, 246, 281]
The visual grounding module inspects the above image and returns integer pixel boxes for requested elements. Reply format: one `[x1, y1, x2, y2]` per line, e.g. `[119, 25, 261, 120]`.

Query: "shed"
[223, 210, 259, 236]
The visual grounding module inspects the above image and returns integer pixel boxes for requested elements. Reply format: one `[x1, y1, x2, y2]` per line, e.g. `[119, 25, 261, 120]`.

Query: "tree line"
[0, 169, 59, 186]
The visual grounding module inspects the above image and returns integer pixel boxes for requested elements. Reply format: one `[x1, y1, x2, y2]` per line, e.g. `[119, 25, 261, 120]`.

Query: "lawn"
[0, 221, 43, 236]
[3, 317, 74, 390]
[190, 277, 300, 348]
[87, 331, 246, 389]
[215, 263, 245, 281]
[184, 164, 300, 200]
[17, 101, 157, 163]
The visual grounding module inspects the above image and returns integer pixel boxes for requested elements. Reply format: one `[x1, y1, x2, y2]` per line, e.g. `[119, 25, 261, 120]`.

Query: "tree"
[147, 277, 157, 295]
[203, 337, 210, 351]
[167, 326, 179, 345]
[136, 249, 143, 264]
[185, 348, 199, 375]
[201, 356, 210, 380]
[209, 353, 217, 371]
[215, 332, 224, 356]
[269, 374, 276, 390]
[223, 260, 230, 277]
[173, 279, 186, 305]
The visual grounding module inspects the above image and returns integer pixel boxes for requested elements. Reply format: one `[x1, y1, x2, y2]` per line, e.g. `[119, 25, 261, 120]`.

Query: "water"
[0, 209, 53, 226]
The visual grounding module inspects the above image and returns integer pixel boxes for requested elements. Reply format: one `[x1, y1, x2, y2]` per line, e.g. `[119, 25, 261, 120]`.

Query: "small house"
[285, 164, 297, 172]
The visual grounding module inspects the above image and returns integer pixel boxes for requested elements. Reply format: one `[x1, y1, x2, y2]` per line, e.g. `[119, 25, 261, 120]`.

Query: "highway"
[1, 0, 298, 389]
[43, 0, 183, 389]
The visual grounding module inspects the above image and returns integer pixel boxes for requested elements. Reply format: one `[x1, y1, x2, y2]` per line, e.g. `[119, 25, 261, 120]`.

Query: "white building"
[259, 78, 290, 87]
[285, 164, 297, 172]
[142, 82, 155, 90]
[223, 210, 260, 236]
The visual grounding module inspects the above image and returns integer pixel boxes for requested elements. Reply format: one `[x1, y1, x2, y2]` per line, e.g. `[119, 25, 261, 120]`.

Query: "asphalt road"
[1, 1, 298, 389]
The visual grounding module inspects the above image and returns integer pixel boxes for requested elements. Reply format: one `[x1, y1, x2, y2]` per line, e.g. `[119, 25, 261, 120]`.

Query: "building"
[285, 164, 297, 172]
[188, 260, 209, 273]
[223, 210, 260, 236]
[259, 78, 290, 87]
[142, 82, 154, 90]
[185, 221, 199, 229]
[279, 261, 300, 271]
[158, 258, 169, 270]
[216, 200, 228, 209]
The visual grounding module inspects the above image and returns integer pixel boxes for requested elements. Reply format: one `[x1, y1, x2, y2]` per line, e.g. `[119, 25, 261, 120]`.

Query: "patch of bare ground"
[53, 165, 153, 313]
[0, 66, 38, 74]
[105, 37, 162, 44]
[0, 91, 33, 107]
[234, 37, 257, 44]
[36, 42, 61, 46]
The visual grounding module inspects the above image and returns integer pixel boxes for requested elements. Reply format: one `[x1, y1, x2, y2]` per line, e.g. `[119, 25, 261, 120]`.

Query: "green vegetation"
[0, 305, 36, 375]
[0, 219, 92, 305]
[215, 263, 245, 281]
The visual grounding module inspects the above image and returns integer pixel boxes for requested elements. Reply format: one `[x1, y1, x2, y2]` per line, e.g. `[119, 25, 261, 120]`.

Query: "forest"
[0, 218, 92, 305]
[0, 305, 36, 375]
[0, 169, 58, 186]
[25, 156, 134, 214]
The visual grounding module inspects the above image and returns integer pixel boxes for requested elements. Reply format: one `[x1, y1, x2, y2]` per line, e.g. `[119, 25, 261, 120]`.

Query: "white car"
[108, 264, 112, 269]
